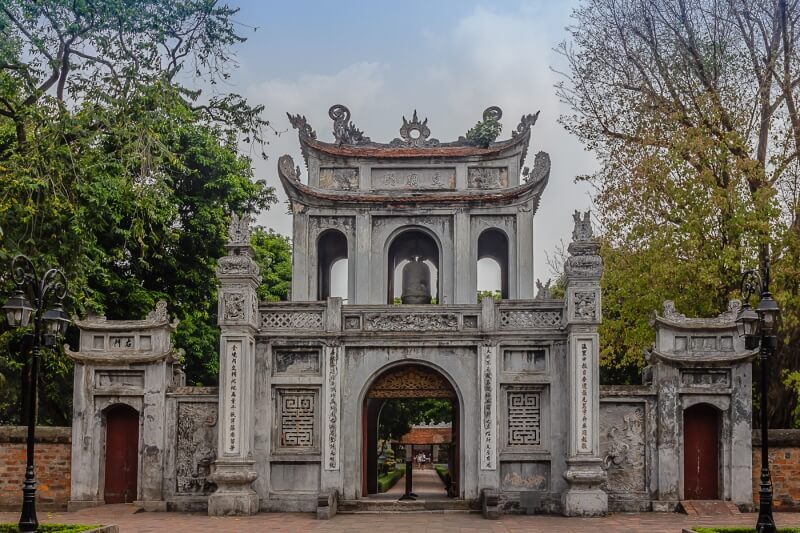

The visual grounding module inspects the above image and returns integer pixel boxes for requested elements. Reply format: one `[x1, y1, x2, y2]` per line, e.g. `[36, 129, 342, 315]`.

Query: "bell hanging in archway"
[401, 256, 431, 304]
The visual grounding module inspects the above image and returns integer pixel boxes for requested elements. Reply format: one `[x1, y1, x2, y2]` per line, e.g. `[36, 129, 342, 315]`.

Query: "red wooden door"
[683, 404, 719, 499]
[104, 404, 139, 504]
[451, 400, 460, 497]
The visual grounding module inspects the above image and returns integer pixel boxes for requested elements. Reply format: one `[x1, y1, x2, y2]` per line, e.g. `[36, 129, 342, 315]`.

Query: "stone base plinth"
[68, 500, 103, 512]
[134, 499, 167, 512]
[562, 488, 608, 516]
[562, 458, 608, 517]
[207, 459, 259, 516]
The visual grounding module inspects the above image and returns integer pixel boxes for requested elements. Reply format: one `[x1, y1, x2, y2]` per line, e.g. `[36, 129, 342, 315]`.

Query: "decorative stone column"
[208, 213, 261, 516]
[561, 211, 608, 516]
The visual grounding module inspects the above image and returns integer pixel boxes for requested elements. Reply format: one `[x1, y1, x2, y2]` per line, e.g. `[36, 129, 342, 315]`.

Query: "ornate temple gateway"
[67, 105, 755, 518]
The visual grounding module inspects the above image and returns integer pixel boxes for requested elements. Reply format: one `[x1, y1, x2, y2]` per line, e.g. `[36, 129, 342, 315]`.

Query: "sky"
[219, 0, 596, 285]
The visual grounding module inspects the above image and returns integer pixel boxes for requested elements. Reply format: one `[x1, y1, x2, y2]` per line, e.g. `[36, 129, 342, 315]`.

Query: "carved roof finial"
[287, 112, 316, 139]
[228, 212, 253, 247]
[329, 104, 371, 145]
[571, 210, 593, 242]
[391, 110, 440, 148]
[513, 111, 540, 137]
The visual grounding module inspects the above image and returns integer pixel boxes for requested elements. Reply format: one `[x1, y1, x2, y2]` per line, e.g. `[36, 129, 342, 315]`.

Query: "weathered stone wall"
[752, 429, 800, 511]
[0, 427, 71, 510]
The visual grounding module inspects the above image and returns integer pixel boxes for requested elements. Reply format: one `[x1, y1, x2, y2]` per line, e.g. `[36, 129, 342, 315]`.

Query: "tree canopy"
[0, 0, 289, 424]
[558, 0, 800, 425]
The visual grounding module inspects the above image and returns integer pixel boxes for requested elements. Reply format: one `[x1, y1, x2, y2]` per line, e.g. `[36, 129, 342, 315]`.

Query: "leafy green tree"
[377, 399, 453, 442]
[0, 0, 279, 423]
[558, 0, 800, 424]
[251, 228, 292, 302]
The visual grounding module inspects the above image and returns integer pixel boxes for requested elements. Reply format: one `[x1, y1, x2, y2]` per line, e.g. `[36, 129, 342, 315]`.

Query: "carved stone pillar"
[561, 211, 608, 516]
[208, 213, 261, 516]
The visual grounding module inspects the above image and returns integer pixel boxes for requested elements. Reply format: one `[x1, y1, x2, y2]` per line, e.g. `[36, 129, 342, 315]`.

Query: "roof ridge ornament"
[571, 210, 594, 242]
[513, 111, 540, 137]
[228, 212, 253, 247]
[391, 110, 440, 148]
[287, 113, 316, 139]
[329, 104, 371, 145]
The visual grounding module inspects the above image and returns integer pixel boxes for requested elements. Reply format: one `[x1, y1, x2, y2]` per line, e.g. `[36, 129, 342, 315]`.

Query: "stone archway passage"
[363, 364, 459, 498]
[104, 404, 139, 504]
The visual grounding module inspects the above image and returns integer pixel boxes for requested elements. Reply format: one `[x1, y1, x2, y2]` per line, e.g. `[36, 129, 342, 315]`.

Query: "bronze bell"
[401, 256, 431, 304]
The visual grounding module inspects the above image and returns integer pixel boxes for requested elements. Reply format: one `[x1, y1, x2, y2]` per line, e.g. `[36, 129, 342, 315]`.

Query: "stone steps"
[338, 498, 479, 514]
[679, 500, 741, 517]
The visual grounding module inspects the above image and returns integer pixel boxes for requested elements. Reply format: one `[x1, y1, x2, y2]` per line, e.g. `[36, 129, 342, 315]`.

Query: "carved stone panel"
[276, 388, 317, 449]
[261, 311, 323, 330]
[273, 349, 320, 375]
[372, 168, 455, 190]
[175, 402, 218, 494]
[600, 404, 646, 493]
[468, 167, 508, 189]
[95, 370, 144, 388]
[503, 349, 547, 373]
[319, 167, 359, 190]
[223, 292, 246, 321]
[367, 366, 455, 399]
[500, 462, 549, 491]
[363, 313, 458, 332]
[499, 310, 561, 329]
[680, 369, 731, 388]
[573, 290, 597, 321]
[506, 389, 542, 447]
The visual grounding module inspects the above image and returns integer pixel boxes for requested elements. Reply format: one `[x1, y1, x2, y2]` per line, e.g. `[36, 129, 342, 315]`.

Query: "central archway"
[361, 363, 461, 498]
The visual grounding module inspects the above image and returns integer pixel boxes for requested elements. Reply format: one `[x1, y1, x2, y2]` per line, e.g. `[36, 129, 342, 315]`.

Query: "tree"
[0, 0, 279, 423]
[558, 0, 800, 426]
[377, 399, 453, 442]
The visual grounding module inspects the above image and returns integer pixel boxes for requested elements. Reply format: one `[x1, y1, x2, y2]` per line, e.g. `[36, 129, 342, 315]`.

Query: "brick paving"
[1, 506, 800, 532]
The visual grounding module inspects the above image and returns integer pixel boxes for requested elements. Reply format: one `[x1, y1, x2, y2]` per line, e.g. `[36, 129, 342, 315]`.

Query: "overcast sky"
[222, 0, 596, 284]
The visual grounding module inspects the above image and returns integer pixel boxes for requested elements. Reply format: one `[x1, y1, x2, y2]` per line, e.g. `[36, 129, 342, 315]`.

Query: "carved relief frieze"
[319, 167, 359, 190]
[367, 366, 455, 399]
[572, 290, 597, 321]
[223, 292, 246, 321]
[565, 255, 603, 277]
[273, 349, 320, 374]
[176, 402, 218, 494]
[363, 313, 458, 332]
[600, 404, 646, 493]
[217, 254, 260, 277]
[468, 167, 508, 189]
[308, 216, 355, 236]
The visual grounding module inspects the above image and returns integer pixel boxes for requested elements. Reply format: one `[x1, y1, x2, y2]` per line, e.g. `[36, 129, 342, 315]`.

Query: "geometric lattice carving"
[499, 310, 561, 329]
[507, 390, 541, 446]
[279, 390, 316, 448]
[261, 311, 323, 330]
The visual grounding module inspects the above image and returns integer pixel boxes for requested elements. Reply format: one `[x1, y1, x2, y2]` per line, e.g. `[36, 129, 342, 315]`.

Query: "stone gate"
[66, 105, 755, 518]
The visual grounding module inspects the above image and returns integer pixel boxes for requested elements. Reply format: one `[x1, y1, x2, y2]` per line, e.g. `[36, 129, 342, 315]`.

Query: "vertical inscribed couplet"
[224, 340, 242, 455]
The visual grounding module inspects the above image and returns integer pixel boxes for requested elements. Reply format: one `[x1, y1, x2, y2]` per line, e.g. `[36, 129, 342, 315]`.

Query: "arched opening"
[683, 403, 720, 499]
[104, 404, 139, 504]
[362, 364, 460, 500]
[478, 229, 509, 300]
[387, 229, 439, 304]
[317, 229, 348, 300]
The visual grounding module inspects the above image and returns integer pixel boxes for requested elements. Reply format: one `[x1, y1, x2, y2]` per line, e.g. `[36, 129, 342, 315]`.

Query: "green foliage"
[0, 525, 100, 533]
[0, 0, 278, 421]
[377, 463, 405, 493]
[465, 115, 502, 148]
[477, 290, 501, 303]
[377, 399, 452, 442]
[251, 228, 292, 302]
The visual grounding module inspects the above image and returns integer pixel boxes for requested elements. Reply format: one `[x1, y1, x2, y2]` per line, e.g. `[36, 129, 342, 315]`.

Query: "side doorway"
[683, 403, 720, 500]
[104, 404, 140, 504]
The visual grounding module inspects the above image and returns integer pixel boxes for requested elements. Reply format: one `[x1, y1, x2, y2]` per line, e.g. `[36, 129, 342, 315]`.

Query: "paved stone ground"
[381, 468, 448, 499]
[2, 506, 800, 532]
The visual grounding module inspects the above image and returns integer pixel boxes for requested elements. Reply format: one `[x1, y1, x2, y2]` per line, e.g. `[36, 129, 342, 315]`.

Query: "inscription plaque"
[372, 168, 455, 190]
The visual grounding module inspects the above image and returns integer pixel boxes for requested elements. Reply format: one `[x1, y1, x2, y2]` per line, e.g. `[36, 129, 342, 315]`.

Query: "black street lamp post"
[736, 253, 780, 533]
[2, 255, 69, 532]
